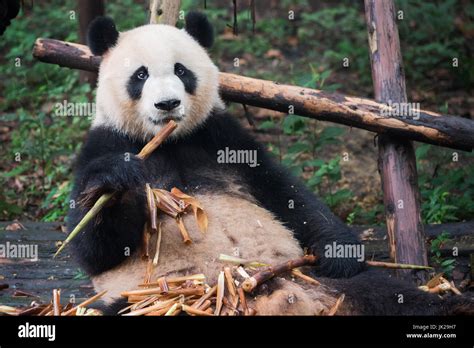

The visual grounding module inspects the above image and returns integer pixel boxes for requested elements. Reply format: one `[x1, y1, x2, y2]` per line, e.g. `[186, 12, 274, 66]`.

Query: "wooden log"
[149, 0, 181, 26]
[31, 38, 474, 151]
[365, 0, 428, 283]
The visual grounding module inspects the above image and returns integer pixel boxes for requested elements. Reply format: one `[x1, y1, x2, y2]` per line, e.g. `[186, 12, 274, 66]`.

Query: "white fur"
[92, 24, 224, 140]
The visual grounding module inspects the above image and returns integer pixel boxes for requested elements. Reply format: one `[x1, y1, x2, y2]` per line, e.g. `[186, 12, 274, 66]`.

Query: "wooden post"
[77, 0, 104, 85]
[149, 0, 181, 26]
[364, 0, 428, 283]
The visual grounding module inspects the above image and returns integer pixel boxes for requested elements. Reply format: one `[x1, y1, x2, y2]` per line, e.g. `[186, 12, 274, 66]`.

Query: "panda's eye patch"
[127, 66, 149, 100]
[135, 67, 149, 80]
[174, 63, 197, 95]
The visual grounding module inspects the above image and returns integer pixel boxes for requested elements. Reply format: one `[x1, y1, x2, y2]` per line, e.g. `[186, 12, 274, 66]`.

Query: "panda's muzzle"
[154, 99, 181, 111]
[148, 115, 181, 125]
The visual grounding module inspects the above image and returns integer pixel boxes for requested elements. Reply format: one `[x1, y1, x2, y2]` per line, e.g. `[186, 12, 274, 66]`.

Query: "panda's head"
[88, 12, 224, 139]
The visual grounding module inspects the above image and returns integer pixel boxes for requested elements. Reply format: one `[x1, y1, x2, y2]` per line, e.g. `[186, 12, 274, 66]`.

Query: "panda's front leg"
[304, 222, 366, 278]
[67, 153, 148, 276]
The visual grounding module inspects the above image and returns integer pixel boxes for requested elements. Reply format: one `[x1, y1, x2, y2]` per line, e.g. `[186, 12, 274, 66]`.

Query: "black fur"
[0, 0, 20, 35]
[91, 298, 129, 315]
[127, 66, 148, 100]
[68, 112, 363, 277]
[184, 11, 214, 48]
[87, 16, 119, 56]
[67, 132, 148, 275]
[324, 269, 474, 315]
[175, 63, 197, 95]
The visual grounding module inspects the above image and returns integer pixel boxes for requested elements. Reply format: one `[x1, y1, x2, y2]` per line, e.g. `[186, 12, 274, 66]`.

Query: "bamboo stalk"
[152, 222, 162, 265]
[182, 304, 214, 316]
[158, 277, 169, 293]
[327, 294, 345, 316]
[236, 266, 250, 279]
[121, 287, 204, 298]
[38, 304, 53, 316]
[124, 299, 177, 316]
[198, 300, 212, 311]
[215, 271, 225, 315]
[62, 290, 107, 316]
[136, 121, 178, 160]
[191, 285, 217, 309]
[146, 183, 157, 230]
[117, 295, 158, 315]
[54, 193, 112, 257]
[54, 121, 177, 257]
[52, 289, 61, 316]
[241, 255, 318, 292]
[164, 303, 180, 316]
[176, 216, 192, 244]
[366, 260, 433, 270]
[0, 305, 20, 316]
[237, 287, 249, 315]
[139, 274, 206, 287]
[218, 254, 269, 268]
[224, 267, 237, 297]
[291, 268, 320, 286]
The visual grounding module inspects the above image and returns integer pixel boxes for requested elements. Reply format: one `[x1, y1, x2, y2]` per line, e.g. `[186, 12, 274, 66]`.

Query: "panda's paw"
[311, 244, 366, 278]
[84, 153, 147, 195]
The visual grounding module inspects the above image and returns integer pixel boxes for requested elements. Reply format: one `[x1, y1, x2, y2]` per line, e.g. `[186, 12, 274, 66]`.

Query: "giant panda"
[67, 12, 472, 315]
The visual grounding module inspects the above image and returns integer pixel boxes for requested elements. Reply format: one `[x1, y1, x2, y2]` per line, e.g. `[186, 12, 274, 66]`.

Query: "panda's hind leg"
[250, 278, 339, 315]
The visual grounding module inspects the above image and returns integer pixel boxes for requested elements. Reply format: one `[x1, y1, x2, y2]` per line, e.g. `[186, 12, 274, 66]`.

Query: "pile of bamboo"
[0, 289, 105, 316]
[118, 254, 321, 316]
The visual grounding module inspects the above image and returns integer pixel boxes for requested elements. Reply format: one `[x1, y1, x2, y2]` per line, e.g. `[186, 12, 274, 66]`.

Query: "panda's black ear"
[87, 16, 119, 56]
[184, 12, 214, 49]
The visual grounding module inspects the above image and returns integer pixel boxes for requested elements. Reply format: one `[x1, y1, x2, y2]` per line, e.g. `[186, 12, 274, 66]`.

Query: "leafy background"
[1, 0, 473, 232]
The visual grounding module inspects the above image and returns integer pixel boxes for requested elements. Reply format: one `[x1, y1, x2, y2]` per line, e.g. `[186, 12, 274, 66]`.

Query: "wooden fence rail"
[32, 38, 474, 151]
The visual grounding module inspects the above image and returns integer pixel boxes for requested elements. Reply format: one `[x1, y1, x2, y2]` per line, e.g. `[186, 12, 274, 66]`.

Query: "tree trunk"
[365, 0, 428, 283]
[77, 0, 104, 86]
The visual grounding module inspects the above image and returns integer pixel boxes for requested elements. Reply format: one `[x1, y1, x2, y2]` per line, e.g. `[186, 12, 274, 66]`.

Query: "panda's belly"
[92, 193, 303, 303]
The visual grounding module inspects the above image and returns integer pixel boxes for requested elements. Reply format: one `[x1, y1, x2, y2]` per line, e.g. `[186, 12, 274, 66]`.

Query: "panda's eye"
[136, 69, 148, 80]
[175, 64, 186, 76]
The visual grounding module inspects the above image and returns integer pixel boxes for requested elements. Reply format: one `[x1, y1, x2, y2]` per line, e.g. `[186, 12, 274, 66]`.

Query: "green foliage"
[416, 144, 474, 224]
[73, 268, 89, 280]
[298, 4, 371, 86]
[430, 232, 456, 276]
[423, 188, 458, 224]
[397, 0, 473, 88]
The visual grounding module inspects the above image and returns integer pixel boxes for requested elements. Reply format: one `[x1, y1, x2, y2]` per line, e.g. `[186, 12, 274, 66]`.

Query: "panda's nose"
[154, 99, 181, 111]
